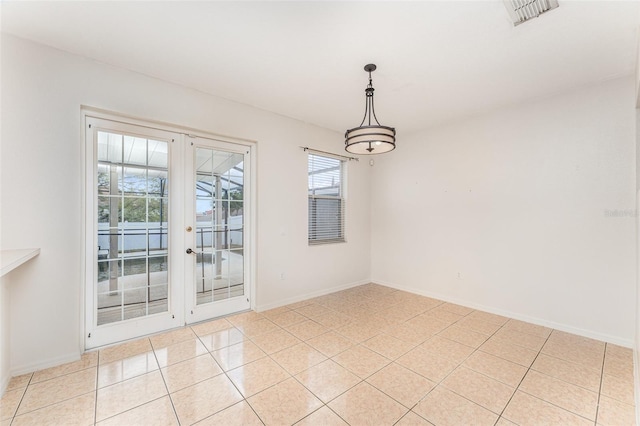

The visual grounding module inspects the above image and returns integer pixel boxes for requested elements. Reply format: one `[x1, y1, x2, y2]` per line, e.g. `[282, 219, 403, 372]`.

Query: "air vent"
[504, 0, 559, 26]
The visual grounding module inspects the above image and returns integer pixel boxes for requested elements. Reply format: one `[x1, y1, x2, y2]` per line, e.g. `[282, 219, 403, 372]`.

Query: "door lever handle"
[186, 248, 199, 255]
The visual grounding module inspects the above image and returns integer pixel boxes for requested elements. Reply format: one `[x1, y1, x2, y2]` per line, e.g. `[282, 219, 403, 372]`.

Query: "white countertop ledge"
[1, 249, 41, 277]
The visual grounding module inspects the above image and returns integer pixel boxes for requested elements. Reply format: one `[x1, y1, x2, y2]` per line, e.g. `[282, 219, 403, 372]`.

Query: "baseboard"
[256, 278, 371, 312]
[372, 279, 634, 348]
[10, 352, 81, 377]
[0, 371, 10, 397]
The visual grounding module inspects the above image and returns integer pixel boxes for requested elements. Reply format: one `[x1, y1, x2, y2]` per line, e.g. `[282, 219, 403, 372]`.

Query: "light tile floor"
[1, 283, 637, 425]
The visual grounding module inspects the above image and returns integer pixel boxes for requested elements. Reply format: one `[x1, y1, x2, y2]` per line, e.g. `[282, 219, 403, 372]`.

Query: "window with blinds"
[308, 153, 345, 245]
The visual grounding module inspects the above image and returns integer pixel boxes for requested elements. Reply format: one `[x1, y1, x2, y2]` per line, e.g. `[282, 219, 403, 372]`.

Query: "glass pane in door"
[194, 147, 244, 305]
[96, 132, 169, 325]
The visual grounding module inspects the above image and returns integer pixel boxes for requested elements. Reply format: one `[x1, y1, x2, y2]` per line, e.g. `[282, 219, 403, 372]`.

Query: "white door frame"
[81, 107, 257, 350]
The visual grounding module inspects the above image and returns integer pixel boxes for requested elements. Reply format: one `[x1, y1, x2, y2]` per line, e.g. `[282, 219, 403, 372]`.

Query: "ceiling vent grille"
[504, 0, 559, 26]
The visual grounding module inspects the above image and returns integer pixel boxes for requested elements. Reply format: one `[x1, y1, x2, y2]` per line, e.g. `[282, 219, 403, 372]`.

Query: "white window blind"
[308, 153, 345, 245]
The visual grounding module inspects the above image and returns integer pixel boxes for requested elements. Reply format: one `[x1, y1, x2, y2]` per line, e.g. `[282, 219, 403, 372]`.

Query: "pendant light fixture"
[345, 64, 396, 155]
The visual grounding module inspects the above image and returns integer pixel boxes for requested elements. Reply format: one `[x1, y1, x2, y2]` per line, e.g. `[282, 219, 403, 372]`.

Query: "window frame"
[307, 153, 346, 245]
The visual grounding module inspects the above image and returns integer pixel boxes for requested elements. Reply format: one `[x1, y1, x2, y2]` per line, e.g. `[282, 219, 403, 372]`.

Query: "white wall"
[371, 77, 637, 346]
[0, 35, 371, 374]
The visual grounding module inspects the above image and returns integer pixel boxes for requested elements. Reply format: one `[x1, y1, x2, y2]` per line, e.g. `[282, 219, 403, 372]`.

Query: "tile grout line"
[93, 351, 99, 425]
[151, 335, 182, 426]
[594, 342, 607, 425]
[493, 329, 554, 425]
[187, 324, 265, 426]
[10, 373, 33, 425]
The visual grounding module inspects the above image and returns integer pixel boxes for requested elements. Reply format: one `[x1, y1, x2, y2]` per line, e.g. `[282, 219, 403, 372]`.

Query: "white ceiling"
[2, 1, 638, 135]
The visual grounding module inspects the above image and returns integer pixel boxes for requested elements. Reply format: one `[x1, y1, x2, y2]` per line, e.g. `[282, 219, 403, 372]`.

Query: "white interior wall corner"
[371, 76, 636, 345]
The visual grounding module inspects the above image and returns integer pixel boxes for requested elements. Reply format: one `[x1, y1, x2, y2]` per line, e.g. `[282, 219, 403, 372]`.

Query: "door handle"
[186, 248, 199, 255]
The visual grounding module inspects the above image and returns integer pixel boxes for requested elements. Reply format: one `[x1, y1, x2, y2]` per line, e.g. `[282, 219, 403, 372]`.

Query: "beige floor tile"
[503, 391, 592, 426]
[226, 310, 264, 326]
[332, 344, 390, 379]
[227, 357, 290, 397]
[396, 411, 434, 425]
[296, 406, 347, 426]
[413, 385, 498, 426]
[440, 302, 475, 316]
[601, 373, 635, 405]
[295, 303, 332, 320]
[306, 331, 353, 357]
[270, 342, 327, 375]
[495, 417, 518, 425]
[198, 327, 245, 352]
[377, 290, 415, 305]
[170, 374, 243, 425]
[531, 353, 601, 392]
[463, 351, 527, 387]
[503, 319, 552, 338]
[18, 367, 96, 415]
[367, 363, 435, 408]
[597, 395, 636, 426]
[548, 330, 605, 352]
[442, 366, 515, 414]
[335, 322, 381, 343]
[312, 311, 353, 329]
[285, 319, 328, 341]
[12, 392, 95, 426]
[420, 335, 475, 363]
[95, 370, 167, 422]
[161, 354, 223, 393]
[519, 370, 598, 420]
[329, 382, 408, 425]
[466, 311, 509, 326]
[249, 328, 301, 354]
[260, 305, 292, 319]
[382, 322, 434, 345]
[405, 315, 450, 335]
[190, 318, 233, 337]
[98, 396, 177, 426]
[195, 400, 263, 426]
[397, 346, 460, 382]
[456, 317, 503, 336]
[605, 343, 633, 360]
[0, 387, 26, 421]
[99, 338, 152, 364]
[270, 310, 307, 328]
[285, 299, 314, 310]
[31, 352, 98, 383]
[603, 352, 634, 380]
[295, 359, 360, 403]
[5, 373, 32, 392]
[493, 328, 547, 351]
[542, 336, 604, 368]
[375, 306, 418, 324]
[150, 327, 196, 349]
[236, 318, 281, 338]
[362, 333, 416, 360]
[437, 325, 489, 348]
[98, 351, 158, 388]
[480, 337, 538, 367]
[248, 377, 322, 425]
[154, 338, 209, 368]
[423, 307, 465, 324]
[211, 340, 266, 371]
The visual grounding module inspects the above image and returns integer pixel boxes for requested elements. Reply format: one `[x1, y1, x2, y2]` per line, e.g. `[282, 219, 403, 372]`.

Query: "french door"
[84, 114, 253, 349]
[184, 137, 251, 324]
